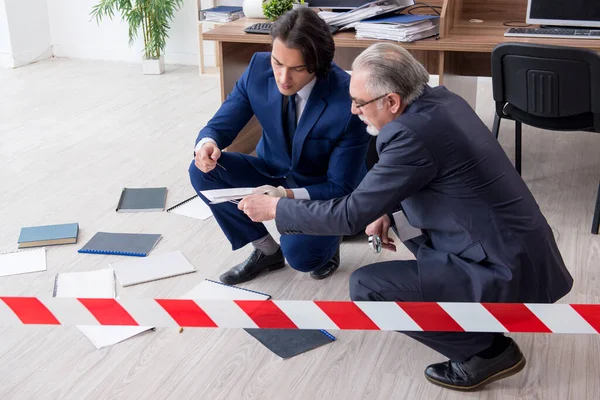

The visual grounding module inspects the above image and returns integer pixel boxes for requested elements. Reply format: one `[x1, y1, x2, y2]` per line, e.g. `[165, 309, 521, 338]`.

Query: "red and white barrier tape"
[1, 297, 599, 333]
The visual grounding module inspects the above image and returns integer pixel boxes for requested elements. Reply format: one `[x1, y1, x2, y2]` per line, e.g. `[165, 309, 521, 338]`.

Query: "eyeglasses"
[352, 93, 391, 109]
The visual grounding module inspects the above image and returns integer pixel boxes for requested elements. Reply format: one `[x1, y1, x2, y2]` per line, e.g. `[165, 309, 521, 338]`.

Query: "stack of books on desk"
[318, 0, 413, 29]
[355, 14, 440, 42]
[200, 6, 244, 23]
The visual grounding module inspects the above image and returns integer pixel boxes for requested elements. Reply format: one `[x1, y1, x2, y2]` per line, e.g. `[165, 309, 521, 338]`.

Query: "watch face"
[368, 234, 382, 254]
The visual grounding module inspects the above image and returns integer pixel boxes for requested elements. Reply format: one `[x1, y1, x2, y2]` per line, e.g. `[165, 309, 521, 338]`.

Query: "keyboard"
[244, 22, 340, 35]
[504, 27, 600, 39]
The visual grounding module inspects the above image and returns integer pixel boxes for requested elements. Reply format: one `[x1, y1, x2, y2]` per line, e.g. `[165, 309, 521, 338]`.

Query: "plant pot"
[293, 2, 309, 9]
[243, 0, 267, 19]
[143, 55, 165, 75]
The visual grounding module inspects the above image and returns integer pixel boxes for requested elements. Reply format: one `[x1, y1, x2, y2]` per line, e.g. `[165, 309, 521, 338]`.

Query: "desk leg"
[198, 24, 205, 75]
[439, 51, 478, 109]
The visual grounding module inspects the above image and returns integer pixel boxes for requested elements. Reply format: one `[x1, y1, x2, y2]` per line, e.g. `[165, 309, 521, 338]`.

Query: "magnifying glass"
[368, 234, 382, 254]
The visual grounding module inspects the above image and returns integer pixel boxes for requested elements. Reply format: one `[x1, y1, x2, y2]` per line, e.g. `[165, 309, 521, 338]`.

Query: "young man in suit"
[189, 8, 370, 285]
[238, 43, 573, 391]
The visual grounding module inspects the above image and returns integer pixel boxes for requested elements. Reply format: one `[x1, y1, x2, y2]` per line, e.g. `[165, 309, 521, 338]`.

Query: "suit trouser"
[188, 152, 339, 272]
[349, 238, 499, 362]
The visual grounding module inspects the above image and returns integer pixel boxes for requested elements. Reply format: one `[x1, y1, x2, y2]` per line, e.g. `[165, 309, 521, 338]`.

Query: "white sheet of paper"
[53, 268, 153, 349]
[183, 279, 270, 300]
[0, 248, 46, 277]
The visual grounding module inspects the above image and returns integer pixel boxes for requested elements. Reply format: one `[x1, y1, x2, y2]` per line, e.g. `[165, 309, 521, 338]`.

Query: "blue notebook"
[18, 222, 79, 249]
[78, 232, 162, 257]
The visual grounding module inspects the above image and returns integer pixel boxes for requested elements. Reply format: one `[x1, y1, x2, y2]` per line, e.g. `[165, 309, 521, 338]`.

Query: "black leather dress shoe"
[310, 246, 340, 280]
[219, 248, 285, 285]
[424, 338, 526, 391]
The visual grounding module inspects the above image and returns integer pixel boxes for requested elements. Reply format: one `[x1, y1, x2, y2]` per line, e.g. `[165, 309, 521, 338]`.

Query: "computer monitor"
[309, 0, 376, 9]
[526, 0, 600, 29]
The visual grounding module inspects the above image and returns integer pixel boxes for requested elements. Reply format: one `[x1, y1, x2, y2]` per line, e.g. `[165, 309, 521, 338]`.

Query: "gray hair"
[352, 43, 429, 106]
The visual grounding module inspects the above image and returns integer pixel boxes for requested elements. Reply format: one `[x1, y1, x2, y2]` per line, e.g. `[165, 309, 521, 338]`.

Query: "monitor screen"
[527, 0, 600, 28]
[309, 0, 375, 9]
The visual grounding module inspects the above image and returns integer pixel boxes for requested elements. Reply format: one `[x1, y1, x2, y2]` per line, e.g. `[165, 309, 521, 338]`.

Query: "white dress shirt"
[195, 77, 317, 200]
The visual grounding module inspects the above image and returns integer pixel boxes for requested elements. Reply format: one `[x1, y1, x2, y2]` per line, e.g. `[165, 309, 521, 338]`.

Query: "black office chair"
[491, 42, 600, 234]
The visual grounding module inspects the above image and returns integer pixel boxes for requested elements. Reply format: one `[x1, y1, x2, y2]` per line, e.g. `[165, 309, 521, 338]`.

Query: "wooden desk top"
[203, 17, 600, 53]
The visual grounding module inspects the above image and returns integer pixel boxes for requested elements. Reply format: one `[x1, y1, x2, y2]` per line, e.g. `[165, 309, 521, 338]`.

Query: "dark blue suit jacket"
[195, 52, 370, 200]
[275, 85, 574, 303]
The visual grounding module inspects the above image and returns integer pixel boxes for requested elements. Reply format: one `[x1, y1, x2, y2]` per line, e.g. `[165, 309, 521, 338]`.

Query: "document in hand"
[199, 188, 259, 204]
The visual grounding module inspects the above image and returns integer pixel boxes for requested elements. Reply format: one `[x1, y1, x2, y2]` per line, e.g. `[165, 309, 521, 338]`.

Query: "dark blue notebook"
[18, 222, 79, 249]
[78, 232, 162, 257]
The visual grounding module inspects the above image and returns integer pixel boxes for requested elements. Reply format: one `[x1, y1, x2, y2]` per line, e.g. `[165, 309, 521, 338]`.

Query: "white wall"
[48, 0, 240, 67]
[1, 0, 52, 68]
[0, 0, 13, 68]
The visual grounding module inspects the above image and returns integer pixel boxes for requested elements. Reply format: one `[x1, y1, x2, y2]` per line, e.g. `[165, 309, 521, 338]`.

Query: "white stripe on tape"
[525, 303, 598, 334]
[274, 301, 340, 330]
[439, 302, 508, 333]
[194, 300, 259, 328]
[0, 299, 22, 324]
[355, 301, 422, 331]
[40, 298, 102, 326]
[118, 299, 179, 328]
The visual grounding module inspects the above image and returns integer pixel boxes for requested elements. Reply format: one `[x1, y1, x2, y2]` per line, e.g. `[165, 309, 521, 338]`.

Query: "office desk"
[203, 0, 600, 153]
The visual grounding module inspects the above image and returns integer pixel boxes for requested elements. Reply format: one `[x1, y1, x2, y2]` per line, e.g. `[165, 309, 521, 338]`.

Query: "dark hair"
[270, 8, 335, 78]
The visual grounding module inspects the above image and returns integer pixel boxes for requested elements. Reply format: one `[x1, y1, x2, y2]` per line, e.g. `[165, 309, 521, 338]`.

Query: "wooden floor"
[0, 58, 599, 400]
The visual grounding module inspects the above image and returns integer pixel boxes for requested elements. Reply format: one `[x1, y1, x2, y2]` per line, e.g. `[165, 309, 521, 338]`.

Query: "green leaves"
[90, 0, 184, 60]
[262, 0, 293, 21]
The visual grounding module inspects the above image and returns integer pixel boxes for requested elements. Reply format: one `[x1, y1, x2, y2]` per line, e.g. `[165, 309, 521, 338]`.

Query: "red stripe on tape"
[315, 301, 379, 330]
[156, 299, 217, 327]
[399, 302, 464, 332]
[482, 303, 551, 333]
[1, 297, 60, 325]
[235, 300, 297, 329]
[78, 298, 138, 326]
[570, 304, 600, 333]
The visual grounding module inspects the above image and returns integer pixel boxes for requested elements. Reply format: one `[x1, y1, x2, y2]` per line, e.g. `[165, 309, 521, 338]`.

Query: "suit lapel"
[292, 77, 328, 166]
[268, 77, 291, 163]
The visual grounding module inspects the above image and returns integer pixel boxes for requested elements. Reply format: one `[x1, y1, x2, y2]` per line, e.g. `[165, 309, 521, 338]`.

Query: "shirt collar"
[296, 77, 317, 102]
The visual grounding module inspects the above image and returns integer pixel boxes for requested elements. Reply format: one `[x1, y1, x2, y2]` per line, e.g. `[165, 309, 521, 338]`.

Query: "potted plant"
[90, 0, 184, 75]
[293, 0, 309, 9]
[262, 0, 293, 21]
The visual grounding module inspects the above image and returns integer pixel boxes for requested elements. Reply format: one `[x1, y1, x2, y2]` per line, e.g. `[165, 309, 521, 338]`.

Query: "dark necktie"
[284, 94, 297, 153]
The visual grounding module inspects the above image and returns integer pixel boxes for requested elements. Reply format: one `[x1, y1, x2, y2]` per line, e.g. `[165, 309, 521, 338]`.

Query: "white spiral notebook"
[166, 195, 213, 220]
[110, 250, 196, 287]
[0, 248, 47, 277]
[53, 268, 153, 349]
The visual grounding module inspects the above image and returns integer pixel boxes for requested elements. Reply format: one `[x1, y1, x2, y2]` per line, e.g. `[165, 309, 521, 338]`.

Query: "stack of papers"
[200, 188, 261, 204]
[355, 14, 440, 42]
[318, 0, 414, 29]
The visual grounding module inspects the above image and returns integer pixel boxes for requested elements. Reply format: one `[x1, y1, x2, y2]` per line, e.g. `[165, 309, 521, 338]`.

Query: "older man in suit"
[189, 8, 370, 285]
[238, 43, 574, 391]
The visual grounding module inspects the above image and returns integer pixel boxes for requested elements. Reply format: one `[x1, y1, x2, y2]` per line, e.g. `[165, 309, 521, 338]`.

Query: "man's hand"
[365, 214, 396, 252]
[238, 194, 280, 222]
[253, 185, 287, 198]
[195, 142, 222, 173]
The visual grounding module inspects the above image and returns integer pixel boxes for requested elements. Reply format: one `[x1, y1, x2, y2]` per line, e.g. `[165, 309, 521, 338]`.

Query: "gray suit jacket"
[276, 85, 573, 303]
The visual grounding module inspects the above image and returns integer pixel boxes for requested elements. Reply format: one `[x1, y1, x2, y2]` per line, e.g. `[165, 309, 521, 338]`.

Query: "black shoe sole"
[424, 356, 526, 392]
[220, 263, 285, 285]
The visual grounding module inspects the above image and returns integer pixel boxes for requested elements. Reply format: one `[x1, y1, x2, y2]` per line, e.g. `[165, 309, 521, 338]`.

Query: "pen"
[216, 162, 227, 171]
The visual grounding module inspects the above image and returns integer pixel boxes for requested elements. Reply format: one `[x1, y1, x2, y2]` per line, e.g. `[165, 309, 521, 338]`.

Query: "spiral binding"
[77, 249, 146, 257]
[166, 195, 199, 212]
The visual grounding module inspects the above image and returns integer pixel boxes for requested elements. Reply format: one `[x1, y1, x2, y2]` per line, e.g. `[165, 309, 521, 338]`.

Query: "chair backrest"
[491, 42, 600, 132]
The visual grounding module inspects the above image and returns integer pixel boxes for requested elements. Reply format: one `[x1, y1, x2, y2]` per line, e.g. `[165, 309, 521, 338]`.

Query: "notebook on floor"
[110, 250, 196, 287]
[53, 268, 153, 349]
[166, 195, 213, 220]
[78, 232, 162, 257]
[0, 248, 47, 277]
[183, 279, 336, 359]
[116, 187, 167, 212]
[17, 222, 79, 248]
